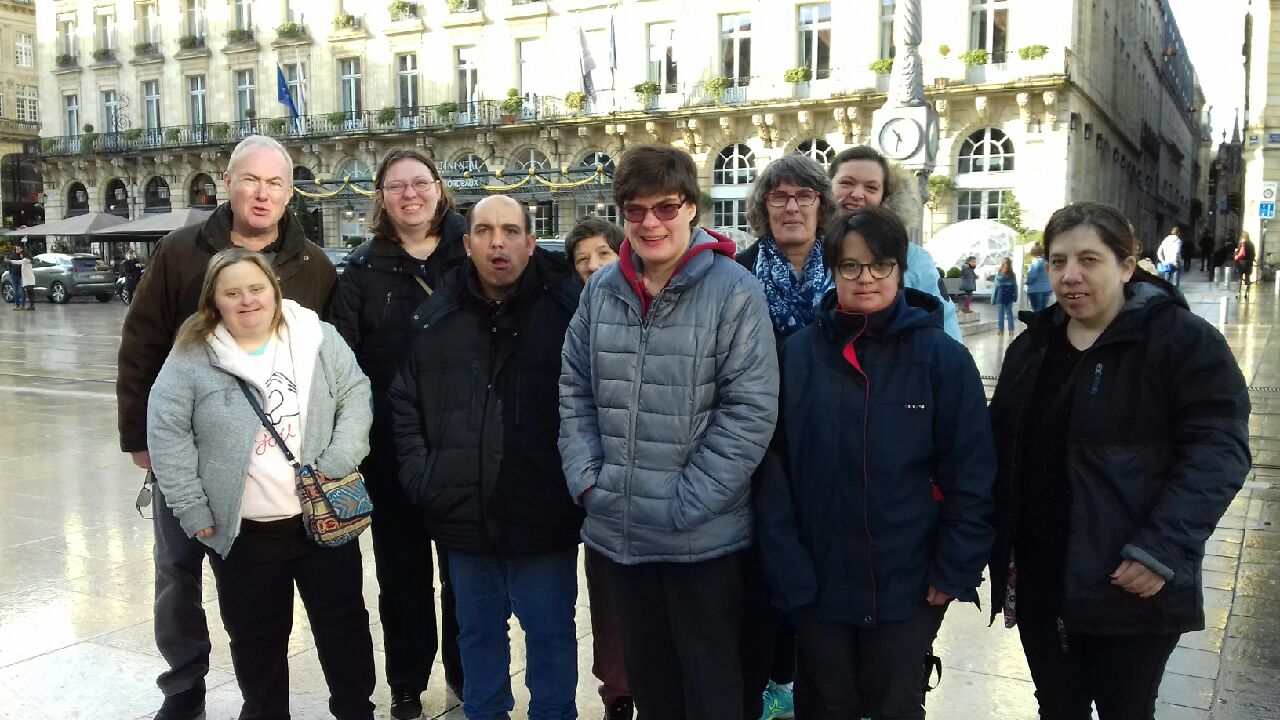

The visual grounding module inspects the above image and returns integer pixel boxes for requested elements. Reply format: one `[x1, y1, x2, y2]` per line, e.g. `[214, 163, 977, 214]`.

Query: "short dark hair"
[1042, 202, 1138, 263]
[368, 149, 457, 241]
[823, 207, 909, 287]
[466, 195, 534, 235]
[612, 144, 700, 227]
[746, 154, 836, 237]
[828, 146, 893, 202]
[564, 215, 624, 259]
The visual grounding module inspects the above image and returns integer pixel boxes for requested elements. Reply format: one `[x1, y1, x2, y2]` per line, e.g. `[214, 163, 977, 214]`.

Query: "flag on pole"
[608, 14, 617, 92]
[277, 64, 300, 123]
[579, 25, 597, 99]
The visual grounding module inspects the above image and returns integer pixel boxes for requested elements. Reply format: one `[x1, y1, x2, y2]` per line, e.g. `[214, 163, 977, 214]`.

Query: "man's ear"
[463, 233, 472, 256]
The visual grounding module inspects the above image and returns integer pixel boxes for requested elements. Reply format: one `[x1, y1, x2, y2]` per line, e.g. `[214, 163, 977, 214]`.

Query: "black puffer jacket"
[388, 250, 585, 555]
[988, 275, 1251, 635]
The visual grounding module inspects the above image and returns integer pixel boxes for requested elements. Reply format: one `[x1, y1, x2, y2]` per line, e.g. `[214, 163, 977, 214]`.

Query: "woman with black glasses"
[756, 207, 996, 719]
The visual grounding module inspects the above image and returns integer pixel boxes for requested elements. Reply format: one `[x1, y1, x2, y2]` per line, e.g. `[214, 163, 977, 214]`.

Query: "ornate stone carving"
[974, 95, 989, 121]
[753, 114, 777, 148]
[1042, 91, 1058, 130]
[1016, 92, 1032, 130]
[887, 0, 926, 108]
[797, 110, 812, 131]
[936, 99, 950, 136]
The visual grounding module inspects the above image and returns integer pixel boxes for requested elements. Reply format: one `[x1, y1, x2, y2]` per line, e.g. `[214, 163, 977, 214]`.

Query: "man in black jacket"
[389, 195, 584, 719]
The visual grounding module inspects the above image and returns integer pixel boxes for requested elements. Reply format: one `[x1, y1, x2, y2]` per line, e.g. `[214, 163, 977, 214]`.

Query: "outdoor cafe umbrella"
[2, 211, 129, 237]
[91, 208, 212, 237]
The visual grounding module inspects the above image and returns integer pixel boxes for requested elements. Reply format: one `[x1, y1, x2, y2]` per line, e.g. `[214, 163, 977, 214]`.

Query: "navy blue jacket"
[756, 288, 997, 628]
[992, 273, 1018, 305]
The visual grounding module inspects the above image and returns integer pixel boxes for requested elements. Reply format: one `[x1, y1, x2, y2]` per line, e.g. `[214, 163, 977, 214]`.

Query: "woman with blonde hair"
[148, 247, 377, 720]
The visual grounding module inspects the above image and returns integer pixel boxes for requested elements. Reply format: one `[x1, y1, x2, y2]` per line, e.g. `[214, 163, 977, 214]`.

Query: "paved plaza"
[0, 275, 1276, 719]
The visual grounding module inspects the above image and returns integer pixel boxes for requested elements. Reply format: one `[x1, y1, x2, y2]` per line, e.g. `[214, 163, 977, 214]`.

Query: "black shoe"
[155, 682, 205, 720]
[390, 687, 423, 720]
[604, 696, 635, 720]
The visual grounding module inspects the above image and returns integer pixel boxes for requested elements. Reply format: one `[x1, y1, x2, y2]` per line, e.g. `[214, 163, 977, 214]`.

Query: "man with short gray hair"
[116, 136, 335, 720]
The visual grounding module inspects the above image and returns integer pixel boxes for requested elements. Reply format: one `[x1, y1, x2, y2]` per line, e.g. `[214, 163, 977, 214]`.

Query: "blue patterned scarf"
[753, 236, 833, 338]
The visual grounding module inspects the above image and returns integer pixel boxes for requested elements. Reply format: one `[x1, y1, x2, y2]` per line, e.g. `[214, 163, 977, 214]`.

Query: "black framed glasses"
[621, 201, 685, 223]
[765, 189, 820, 208]
[837, 260, 897, 281]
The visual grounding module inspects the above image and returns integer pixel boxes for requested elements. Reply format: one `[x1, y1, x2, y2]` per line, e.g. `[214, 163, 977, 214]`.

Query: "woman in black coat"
[988, 202, 1251, 719]
[331, 149, 467, 718]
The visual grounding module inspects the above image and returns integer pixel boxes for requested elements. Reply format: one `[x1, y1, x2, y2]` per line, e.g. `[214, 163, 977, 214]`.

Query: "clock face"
[878, 118, 924, 160]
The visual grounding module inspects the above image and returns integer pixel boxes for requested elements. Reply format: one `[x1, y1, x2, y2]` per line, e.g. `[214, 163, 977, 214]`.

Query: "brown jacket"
[116, 203, 336, 452]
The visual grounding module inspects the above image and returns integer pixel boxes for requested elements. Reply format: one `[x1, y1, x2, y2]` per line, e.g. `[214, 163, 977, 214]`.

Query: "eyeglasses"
[621, 201, 685, 223]
[135, 470, 155, 519]
[837, 260, 898, 281]
[382, 178, 439, 195]
[765, 189, 820, 208]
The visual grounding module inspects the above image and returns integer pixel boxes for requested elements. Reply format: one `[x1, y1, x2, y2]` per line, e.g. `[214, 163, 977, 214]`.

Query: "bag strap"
[236, 378, 302, 471]
[414, 275, 433, 296]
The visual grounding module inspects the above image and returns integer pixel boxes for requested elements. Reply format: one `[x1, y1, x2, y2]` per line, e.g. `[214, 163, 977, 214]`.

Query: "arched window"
[713, 143, 757, 185]
[795, 139, 834, 169]
[712, 143, 756, 232]
[189, 173, 217, 208]
[66, 181, 90, 217]
[580, 150, 615, 175]
[105, 178, 130, 218]
[512, 147, 550, 171]
[957, 127, 1015, 173]
[334, 159, 372, 183]
[144, 176, 171, 212]
[575, 151, 617, 223]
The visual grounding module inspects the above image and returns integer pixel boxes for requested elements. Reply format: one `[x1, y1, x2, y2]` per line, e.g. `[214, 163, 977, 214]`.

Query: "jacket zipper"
[841, 317, 878, 627]
[620, 292, 657, 560]
[380, 291, 393, 323]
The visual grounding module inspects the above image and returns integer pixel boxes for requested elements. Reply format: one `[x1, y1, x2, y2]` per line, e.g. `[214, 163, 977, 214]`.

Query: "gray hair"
[746, 154, 836, 238]
[226, 135, 294, 185]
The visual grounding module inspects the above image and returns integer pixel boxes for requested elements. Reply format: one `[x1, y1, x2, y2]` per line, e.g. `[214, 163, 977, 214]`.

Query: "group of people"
[4, 241, 35, 310]
[1156, 225, 1260, 299]
[118, 135, 1251, 720]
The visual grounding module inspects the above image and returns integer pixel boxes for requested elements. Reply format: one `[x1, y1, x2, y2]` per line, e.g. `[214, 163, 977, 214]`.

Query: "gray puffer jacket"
[559, 228, 780, 564]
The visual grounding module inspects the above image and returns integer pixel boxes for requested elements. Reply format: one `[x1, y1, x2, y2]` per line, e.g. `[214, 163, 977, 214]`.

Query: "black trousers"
[208, 517, 376, 720]
[605, 550, 751, 720]
[1018, 617, 1178, 720]
[363, 447, 463, 693]
[740, 556, 794, 719]
[794, 604, 947, 720]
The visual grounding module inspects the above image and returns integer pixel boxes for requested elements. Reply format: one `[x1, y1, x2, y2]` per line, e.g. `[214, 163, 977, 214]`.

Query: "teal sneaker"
[759, 680, 795, 720]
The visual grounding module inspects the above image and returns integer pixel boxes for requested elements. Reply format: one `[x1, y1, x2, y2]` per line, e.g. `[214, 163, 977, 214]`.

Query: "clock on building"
[877, 117, 925, 160]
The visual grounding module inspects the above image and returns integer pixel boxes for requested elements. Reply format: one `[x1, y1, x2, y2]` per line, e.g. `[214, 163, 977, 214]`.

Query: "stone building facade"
[0, 0, 40, 228]
[1243, 0, 1278, 273]
[33, 0, 1208, 251]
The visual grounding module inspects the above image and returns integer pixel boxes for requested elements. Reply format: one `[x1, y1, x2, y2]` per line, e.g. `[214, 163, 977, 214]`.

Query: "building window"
[235, 0, 252, 31]
[282, 63, 307, 115]
[102, 90, 120, 133]
[138, 1, 160, 44]
[576, 201, 619, 225]
[955, 189, 1009, 221]
[647, 22, 677, 93]
[879, 0, 895, 60]
[16, 87, 36, 123]
[456, 46, 479, 105]
[235, 69, 255, 120]
[188, 75, 206, 125]
[65, 94, 80, 135]
[513, 147, 550, 174]
[516, 39, 541, 97]
[396, 54, 418, 111]
[796, 139, 834, 169]
[15, 32, 33, 67]
[713, 143, 757, 186]
[142, 80, 161, 131]
[530, 201, 558, 236]
[798, 4, 832, 79]
[720, 13, 752, 86]
[96, 7, 116, 50]
[339, 58, 362, 114]
[58, 15, 77, 57]
[712, 143, 756, 233]
[185, 0, 204, 38]
[283, 0, 298, 23]
[957, 127, 1015, 173]
[969, 0, 1009, 63]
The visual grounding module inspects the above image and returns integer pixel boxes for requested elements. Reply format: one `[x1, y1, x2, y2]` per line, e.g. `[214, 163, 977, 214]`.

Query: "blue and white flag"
[277, 64, 300, 121]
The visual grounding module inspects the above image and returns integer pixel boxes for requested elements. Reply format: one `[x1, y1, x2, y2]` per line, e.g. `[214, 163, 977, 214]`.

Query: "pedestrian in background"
[331, 149, 467, 719]
[959, 256, 978, 313]
[563, 214, 634, 720]
[121, 250, 144, 304]
[1234, 231, 1256, 300]
[1157, 226, 1182, 287]
[1198, 234, 1213, 272]
[1025, 245, 1052, 312]
[993, 257, 1018, 335]
[756, 207, 996, 719]
[147, 248, 376, 720]
[988, 202, 1250, 719]
[9, 244, 32, 310]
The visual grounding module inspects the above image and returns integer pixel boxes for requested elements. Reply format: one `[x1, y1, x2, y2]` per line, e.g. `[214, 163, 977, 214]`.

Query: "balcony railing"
[56, 53, 78, 68]
[177, 34, 205, 50]
[91, 48, 117, 63]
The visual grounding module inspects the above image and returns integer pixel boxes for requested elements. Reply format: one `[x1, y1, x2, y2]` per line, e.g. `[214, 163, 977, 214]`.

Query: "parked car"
[1, 253, 118, 304]
[324, 247, 351, 276]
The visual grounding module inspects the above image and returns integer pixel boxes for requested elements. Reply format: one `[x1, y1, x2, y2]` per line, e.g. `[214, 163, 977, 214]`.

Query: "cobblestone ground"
[0, 274, 1275, 719]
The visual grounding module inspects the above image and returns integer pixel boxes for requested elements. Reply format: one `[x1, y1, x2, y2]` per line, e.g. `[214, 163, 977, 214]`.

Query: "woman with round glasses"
[331, 149, 467, 718]
[756, 206, 996, 718]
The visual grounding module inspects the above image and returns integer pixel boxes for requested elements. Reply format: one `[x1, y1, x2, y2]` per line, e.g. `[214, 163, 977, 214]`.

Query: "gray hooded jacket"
[559, 228, 780, 564]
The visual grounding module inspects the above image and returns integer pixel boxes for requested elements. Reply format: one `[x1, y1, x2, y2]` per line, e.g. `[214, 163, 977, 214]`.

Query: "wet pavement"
[0, 276, 1277, 719]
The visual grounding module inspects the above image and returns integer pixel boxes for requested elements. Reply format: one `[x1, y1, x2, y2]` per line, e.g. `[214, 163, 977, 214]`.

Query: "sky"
[1168, 0, 1248, 142]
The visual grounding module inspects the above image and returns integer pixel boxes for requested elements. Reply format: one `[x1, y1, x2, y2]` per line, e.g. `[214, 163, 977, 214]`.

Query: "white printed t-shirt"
[239, 337, 303, 521]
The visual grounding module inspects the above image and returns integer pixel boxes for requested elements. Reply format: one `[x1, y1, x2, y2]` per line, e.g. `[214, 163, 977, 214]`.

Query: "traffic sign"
[1261, 202, 1276, 219]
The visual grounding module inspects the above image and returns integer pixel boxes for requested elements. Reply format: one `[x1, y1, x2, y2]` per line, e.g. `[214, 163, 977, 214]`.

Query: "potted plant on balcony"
[164, 127, 181, 142]
[244, 109, 257, 124]
[703, 76, 732, 103]
[327, 110, 349, 126]
[334, 13, 359, 30]
[634, 81, 660, 106]
[389, 0, 417, 19]
[784, 66, 812, 99]
[447, 0, 469, 12]
[939, 44, 951, 58]
[56, 53, 75, 67]
[124, 128, 145, 143]
[276, 22, 306, 39]
[178, 35, 201, 50]
[42, 139, 58, 153]
[92, 48, 115, 63]
[228, 28, 253, 43]
[1018, 44, 1049, 60]
[81, 124, 97, 151]
[377, 107, 398, 125]
[133, 42, 156, 57]
[211, 122, 231, 140]
[959, 49, 990, 67]
[500, 89, 523, 123]
[565, 91, 587, 113]
[869, 58, 894, 75]
[267, 118, 288, 135]
[437, 101, 459, 123]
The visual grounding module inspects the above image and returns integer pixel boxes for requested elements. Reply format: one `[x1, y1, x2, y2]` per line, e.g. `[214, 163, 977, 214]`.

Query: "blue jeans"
[12, 283, 25, 306]
[1028, 291, 1052, 312]
[448, 548, 579, 720]
[997, 302, 1014, 332]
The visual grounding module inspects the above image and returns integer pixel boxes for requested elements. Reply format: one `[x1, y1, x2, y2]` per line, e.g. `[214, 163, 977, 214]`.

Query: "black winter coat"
[757, 289, 996, 628]
[388, 250, 585, 555]
[988, 276, 1251, 635]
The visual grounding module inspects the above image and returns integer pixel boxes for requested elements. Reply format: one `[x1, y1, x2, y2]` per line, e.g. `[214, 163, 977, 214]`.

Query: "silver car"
[2, 253, 119, 304]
